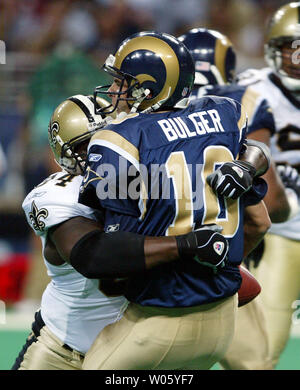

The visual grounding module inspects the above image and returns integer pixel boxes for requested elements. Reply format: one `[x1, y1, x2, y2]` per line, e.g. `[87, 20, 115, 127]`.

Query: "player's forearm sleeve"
[70, 230, 146, 278]
[240, 139, 271, 177]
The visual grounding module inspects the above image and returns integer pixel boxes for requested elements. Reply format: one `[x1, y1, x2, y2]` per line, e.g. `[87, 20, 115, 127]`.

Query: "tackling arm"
[49, 217, 229, 279]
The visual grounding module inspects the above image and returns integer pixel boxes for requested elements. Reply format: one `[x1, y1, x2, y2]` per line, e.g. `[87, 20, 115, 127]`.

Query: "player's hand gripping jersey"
[22, 171, 127, 354]
[238, 67, 300, 240]
[80, 97, 267, 308]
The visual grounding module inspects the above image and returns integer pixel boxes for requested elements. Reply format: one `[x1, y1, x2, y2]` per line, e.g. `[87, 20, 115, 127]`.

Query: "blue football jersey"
[190, 84, 276, 136]
[79, 96, 266, 307]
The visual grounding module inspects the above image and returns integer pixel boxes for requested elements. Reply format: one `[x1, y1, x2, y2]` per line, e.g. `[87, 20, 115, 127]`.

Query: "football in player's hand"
[238, 265, 261, 307]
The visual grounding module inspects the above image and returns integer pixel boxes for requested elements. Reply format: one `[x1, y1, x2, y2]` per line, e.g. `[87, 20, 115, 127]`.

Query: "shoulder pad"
[236, 68, 268, 86]
[22, 172, 96, 236]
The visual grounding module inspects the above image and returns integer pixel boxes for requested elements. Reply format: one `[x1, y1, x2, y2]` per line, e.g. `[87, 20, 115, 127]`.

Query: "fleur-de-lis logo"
[28, 201, 48, 231]
[48, 121, 59, 147]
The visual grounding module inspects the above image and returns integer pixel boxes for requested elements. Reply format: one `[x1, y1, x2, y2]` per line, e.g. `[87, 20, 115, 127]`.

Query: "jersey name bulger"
[158, 109, 225, 142]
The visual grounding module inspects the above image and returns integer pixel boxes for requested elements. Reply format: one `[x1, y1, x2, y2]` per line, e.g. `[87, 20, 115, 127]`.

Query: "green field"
[1, 330, 299, 370]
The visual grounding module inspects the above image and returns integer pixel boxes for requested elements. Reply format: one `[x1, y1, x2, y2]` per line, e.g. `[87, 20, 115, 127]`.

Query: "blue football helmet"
[178, 28, 236, 86]
[94, 31, 195, 114]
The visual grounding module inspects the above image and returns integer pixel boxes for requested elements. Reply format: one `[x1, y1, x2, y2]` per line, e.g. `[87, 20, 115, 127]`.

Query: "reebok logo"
[106, 224, 120, 232]
[89, 153, 102, 162]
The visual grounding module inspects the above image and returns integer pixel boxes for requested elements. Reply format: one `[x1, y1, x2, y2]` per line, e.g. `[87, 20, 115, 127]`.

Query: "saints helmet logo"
[28, 201, 48, 231]
[48, 121, 59, 147]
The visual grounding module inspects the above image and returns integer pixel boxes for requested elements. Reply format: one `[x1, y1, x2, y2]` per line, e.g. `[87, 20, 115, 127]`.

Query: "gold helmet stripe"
[137, 74, 156, 84]
[214, 35, 233, 83]
[114, 35, 180, 109]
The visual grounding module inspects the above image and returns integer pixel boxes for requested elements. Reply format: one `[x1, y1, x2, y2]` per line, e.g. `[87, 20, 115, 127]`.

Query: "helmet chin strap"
[129, 88, 151, 113]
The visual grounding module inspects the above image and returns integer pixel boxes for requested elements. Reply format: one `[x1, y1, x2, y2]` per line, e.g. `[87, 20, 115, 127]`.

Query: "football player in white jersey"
[12, 95, 128, 369]
[13, 94, 237, 370]
[236, 2, 300, 367]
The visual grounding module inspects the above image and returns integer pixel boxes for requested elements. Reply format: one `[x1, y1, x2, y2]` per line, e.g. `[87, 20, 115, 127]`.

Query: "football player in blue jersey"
[178, 26, 300, 370]
[49, 31, 272, 370]
[15, 94, 241, 370]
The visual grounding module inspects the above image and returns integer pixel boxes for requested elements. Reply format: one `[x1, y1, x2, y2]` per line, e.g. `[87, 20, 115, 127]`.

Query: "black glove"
[206, 160, 256, 200]
[176, 224, 229, 272]
[277, 164, 300, 198]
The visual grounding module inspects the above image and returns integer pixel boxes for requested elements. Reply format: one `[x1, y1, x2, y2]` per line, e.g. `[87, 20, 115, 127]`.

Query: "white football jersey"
[238, 67, 300, 240]
[22, 170, 128, 354]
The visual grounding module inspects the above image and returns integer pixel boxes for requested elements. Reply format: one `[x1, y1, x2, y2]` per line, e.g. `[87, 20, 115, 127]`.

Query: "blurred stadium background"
[0, 0, 299, 370]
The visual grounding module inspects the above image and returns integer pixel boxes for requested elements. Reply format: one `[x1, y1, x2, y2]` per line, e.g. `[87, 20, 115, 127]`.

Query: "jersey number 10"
[165, 146, 240, 237]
